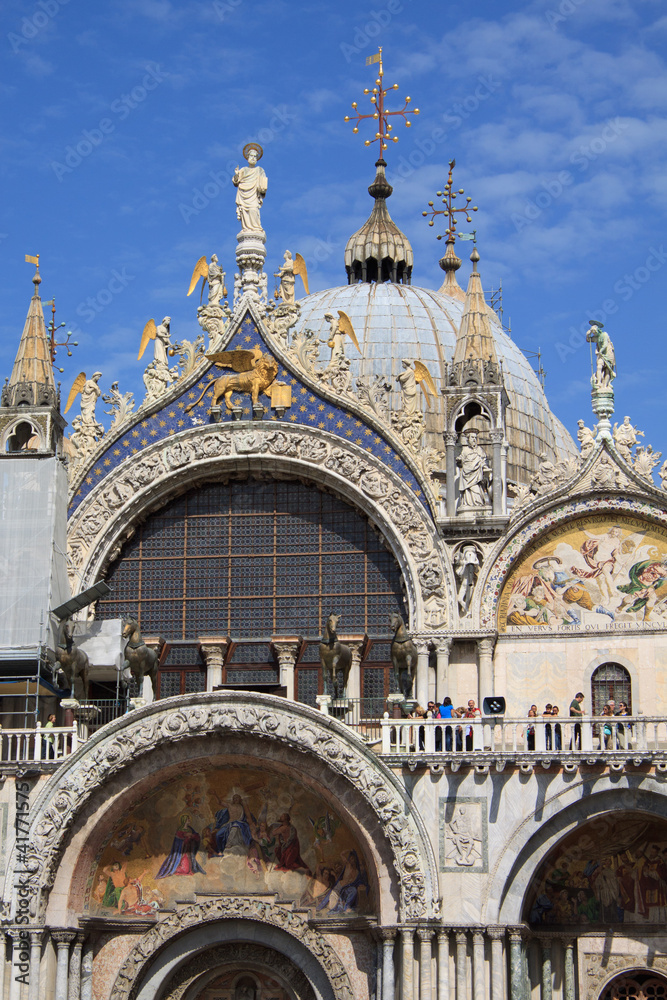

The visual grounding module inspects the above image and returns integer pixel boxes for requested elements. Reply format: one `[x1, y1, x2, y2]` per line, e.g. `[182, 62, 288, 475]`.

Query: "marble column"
[490, 429, 505, 517]
[435, 640, 452, 704]
[80, 938, 93, 1000]
[199, 639, 227, 691]
[436, 930, 449, 1000]
[508, 930, 524, 1000]
[8, 931, 30, 1000]
[472, 932, 485, 1000]
[53, 932, 75, 1000]
[382, 929, 396, 1000]
[477, 637, 495, 706]
[539, 937, 552, 1000]
[347, 641, 364, 702]
[455, 931, 467, 1000]
[68, 935, 84, 1000]
[415, 642, 430, 709]
[0, 931, 6, 1000]
[562, 939, 575, 1000]
[417, 928, 432, 1000]
[445, 432, 457, 518]
[402, 928, 414, 1000]
[487, 927, 505, 1000]
[272, 641, 299, 701]
[28, 930, 42, 1000]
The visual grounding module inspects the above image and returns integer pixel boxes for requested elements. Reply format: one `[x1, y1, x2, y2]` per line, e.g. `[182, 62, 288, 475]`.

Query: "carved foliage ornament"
[24, 697, 432, 922]
[114, 899, 352, 1000]
[66, 424, 451, 628]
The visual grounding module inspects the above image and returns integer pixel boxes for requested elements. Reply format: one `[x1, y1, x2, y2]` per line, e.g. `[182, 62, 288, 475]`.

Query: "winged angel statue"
[184, 347, 279, 413]
[187, 255, 227, 305]
[391, 359, 437, 452]
[138, 317, 181, 401]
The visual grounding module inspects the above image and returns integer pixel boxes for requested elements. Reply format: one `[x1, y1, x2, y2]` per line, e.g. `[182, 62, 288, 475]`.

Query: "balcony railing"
[380, 715, 667, 759]
[0, 724, 78, 764]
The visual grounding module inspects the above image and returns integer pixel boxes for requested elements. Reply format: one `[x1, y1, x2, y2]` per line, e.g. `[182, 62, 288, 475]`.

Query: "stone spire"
[344, 159, 413, 285]
[453, 248, 498, 365]
[2, 260, 57, 408]
[437, 236, 465, 301]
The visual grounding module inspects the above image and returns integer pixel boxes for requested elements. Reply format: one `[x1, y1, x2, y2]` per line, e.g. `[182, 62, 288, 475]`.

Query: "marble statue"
[138, 317, 181, 402]
[207, 255, 227, 305]
[586, 320, 616, 389]
[447, 805, 476, 866]
[577, 419, 597, 459]
[613, 415, 644, 461]
[456, 431, 491, 509]
[64, 371, 105, 466]
[275, 251, 296, 304]
[454, 543, 481, 615]
[80, 372, 103, 426]
[396, 359, 419, 417]
[233, 143, 268, 233]
[660, 459, 667, 492]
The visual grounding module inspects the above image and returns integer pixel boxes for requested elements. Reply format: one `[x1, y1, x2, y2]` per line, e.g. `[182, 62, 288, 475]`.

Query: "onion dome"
[344, 159, 413, 285]
[2, 262, 57, 408]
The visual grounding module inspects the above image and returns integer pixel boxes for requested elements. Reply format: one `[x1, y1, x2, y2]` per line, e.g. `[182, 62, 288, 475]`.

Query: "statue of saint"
[233, 143, 268, 233]
[456, 430, 491, 509]
[275, 251, 295, 304]
[80, 372, 103, 427]
[613, 415, 643, 461]
[396, 359, 419, 417]
[207, 254, 226, 305]
[153, 317, 173, 366]
[586, 320, 616, 389]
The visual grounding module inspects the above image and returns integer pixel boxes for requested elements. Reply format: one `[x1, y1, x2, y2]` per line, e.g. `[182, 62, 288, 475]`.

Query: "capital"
[380, 927, 397, 942]
[52, 930, 76, 945]
[486, 926, 506, 941]
[477, 636, 495, 656]
[199, 638, 228, 665]
[455, 930, 468, 945]
[435, 638, 452, 655]
[271, 641, 300, 667]
[417, 927, 433, 943]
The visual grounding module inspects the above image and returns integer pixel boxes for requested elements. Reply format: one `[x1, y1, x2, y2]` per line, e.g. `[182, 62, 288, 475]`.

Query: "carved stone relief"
[583, 951, 667, 1000]
[112, 897, 352, 1000]
[161, 942, 315, 1000]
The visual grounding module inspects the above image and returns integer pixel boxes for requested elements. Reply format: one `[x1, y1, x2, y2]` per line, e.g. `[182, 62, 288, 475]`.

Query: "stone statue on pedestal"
[587, 321, 616, 389]
[456, 431, 491, 509]
[233, 143, 268, 233]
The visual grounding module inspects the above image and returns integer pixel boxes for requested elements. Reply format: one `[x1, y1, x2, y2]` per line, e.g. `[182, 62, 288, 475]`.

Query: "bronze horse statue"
[319, 613, 352, 699]
[122, 618, 160, 698]
[55, 619, 89, 700]
[390, 612, 418, 699]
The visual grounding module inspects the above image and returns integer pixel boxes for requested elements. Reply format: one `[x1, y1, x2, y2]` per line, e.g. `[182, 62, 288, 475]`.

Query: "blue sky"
[2, 0, 667, 463]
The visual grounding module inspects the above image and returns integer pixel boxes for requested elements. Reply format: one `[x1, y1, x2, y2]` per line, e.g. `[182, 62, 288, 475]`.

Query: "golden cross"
[344, 48, 419, 157]
[422, 159, 478, 240]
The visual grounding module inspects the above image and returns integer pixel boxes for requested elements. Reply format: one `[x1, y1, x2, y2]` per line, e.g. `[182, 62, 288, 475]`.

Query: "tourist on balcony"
[601, 704, 614, 749]
[543, 704, 553, 749]
[617, 701, 631, 749]
[526, 706, 537, 751]
[551, 705, 562, 749]
[464, 699, 481, 750]
[569, 692, 585, 749]
[439, 697, 455, 751]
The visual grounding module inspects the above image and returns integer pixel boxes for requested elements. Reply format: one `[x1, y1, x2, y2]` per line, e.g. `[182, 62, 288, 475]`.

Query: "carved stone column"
[415, 641, 430, 709]
[539, 937, 552, 1000]
[68, 935, 84, 1000]
[0, 930, 6, 1000]
[487, 927, 505, 1000]
[52, 932, 75, 1000]
[436, 930, 449, 1000]
[472, 932, 485, 1000]
[29, 930, 42, 1000]
[199, 638, 228, 692]
[444, 432, 457, 518]
[80, 937, 93, 1000]
[490, 429, 505, 516]
[508, 929, 525, 1000]
[455, 931, 467, 1000]
[562, 938, 575, 1000]
[7, 930, 27, 1000]
[417, 928, 432, 1000]
[435, 639, 452, 704]
[346, 641, 364, 702]
[402, 928, 414, 1000]
[477, 637, 495, 705]
[272, 640, 299, 701]
[381, 929, 396, 1000]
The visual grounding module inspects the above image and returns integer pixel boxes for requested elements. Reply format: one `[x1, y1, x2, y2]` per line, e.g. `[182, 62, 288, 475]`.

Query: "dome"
[295, 281, 577, 485]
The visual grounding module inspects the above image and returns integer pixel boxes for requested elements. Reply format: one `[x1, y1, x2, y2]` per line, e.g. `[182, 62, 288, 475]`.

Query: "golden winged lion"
[184, 347, 278, 413]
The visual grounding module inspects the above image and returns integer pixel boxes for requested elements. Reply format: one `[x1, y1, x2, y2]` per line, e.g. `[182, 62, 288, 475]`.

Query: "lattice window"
[296, 668, 320, 707]
[601, 973, 667, 1000]
[591, 662, 632, 715]
[98, 477, 405, 643]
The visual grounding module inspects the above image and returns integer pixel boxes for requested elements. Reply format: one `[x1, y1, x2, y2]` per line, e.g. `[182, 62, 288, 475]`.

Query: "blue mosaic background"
[68, 311, 427, 516]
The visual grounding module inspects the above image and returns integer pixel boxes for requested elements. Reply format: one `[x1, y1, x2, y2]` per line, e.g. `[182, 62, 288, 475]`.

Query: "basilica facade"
[1, 136, 667, 1000]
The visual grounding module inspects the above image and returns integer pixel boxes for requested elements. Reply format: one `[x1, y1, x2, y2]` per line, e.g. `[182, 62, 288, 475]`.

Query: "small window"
[591, 662, 631, 715]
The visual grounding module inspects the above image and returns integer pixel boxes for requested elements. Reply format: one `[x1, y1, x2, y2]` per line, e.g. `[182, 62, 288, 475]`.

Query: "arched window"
[600, 971, 667, 999]
[591, 662, 632, 715]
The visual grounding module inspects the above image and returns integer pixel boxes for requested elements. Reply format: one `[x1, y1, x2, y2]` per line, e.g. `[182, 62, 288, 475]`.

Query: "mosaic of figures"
[498, 515, 667, 631]
[85, 765, 373, 919]
[527, 813, 667, 926]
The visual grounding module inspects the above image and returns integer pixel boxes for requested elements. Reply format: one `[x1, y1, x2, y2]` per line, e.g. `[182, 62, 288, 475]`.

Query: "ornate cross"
[344, 47, 419, 157]
[422, 159, 478, 240]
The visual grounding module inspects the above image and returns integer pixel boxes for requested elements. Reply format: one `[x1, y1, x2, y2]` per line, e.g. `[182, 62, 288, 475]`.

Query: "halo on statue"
[242, 142, 264, 162]
[588, 319, 604, 328]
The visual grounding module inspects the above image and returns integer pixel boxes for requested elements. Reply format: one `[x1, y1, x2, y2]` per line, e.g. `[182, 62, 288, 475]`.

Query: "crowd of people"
[404, 692, 633, 751]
